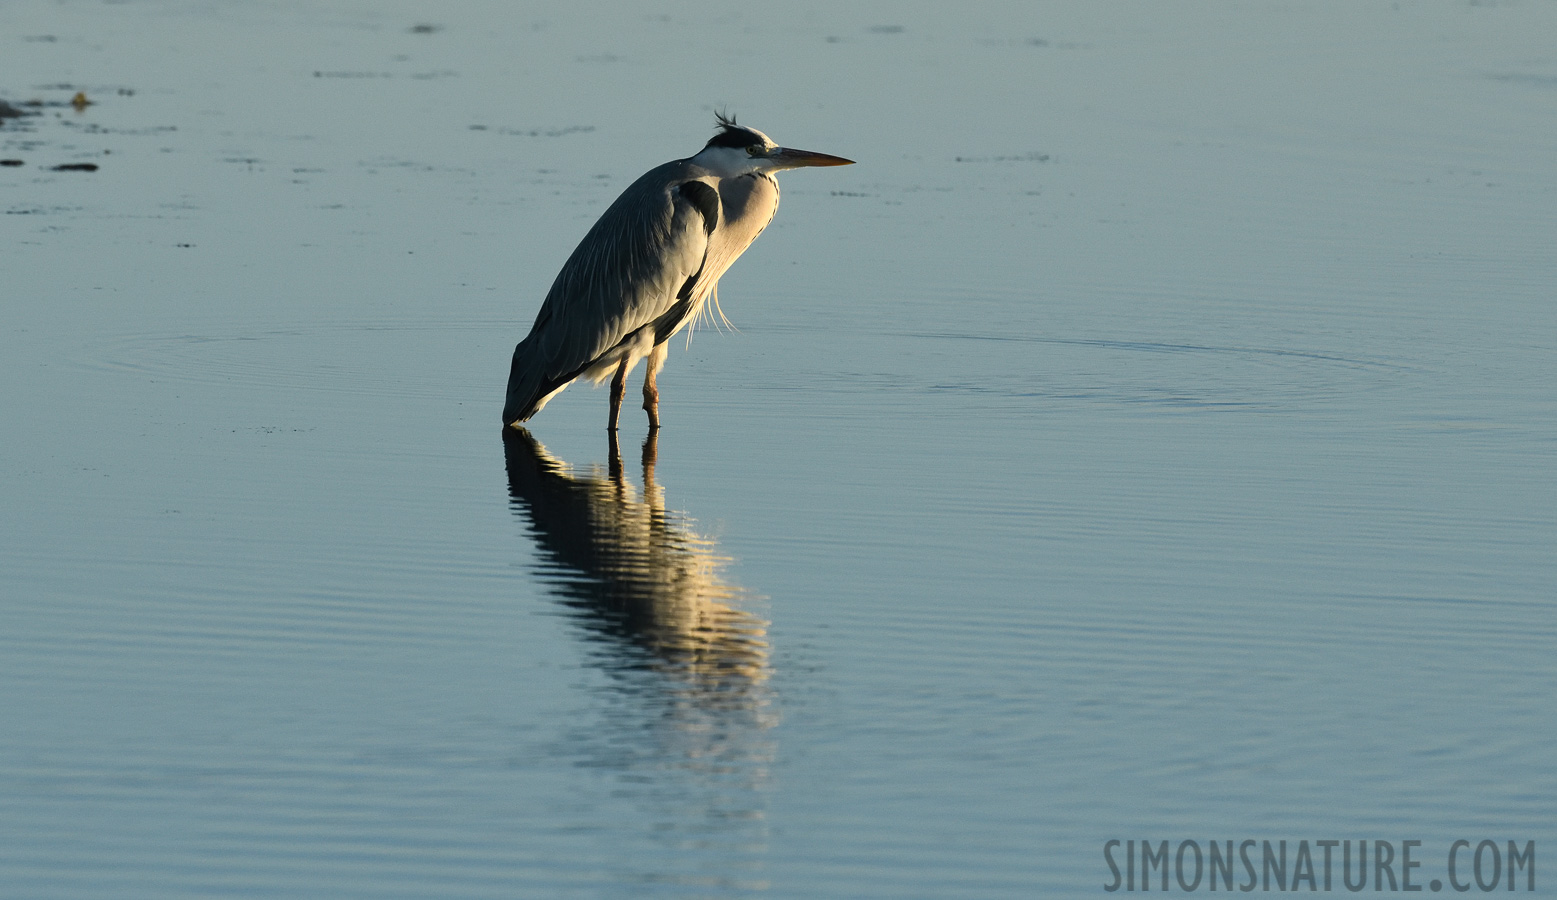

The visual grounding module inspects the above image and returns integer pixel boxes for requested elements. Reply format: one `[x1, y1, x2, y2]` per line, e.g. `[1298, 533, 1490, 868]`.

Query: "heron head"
[692, 113, 854, 176]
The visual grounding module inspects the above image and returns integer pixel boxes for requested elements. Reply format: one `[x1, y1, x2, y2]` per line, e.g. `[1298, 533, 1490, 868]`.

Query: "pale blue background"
[3, 1, 1554, 895]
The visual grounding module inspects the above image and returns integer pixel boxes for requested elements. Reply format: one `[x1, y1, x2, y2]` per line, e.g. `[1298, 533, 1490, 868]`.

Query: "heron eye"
[746, 146, 762, 157]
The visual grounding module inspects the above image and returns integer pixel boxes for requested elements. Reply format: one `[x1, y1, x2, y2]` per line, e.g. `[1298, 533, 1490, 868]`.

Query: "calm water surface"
[3, 1, 1555, 896]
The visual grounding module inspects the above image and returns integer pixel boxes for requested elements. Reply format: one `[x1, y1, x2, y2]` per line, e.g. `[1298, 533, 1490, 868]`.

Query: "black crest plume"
[705, 111, 765, 150]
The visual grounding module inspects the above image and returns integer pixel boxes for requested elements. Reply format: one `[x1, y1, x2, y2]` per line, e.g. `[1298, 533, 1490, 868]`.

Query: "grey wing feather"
[504, 162, 716, 424]
[655, 179, 720, 341]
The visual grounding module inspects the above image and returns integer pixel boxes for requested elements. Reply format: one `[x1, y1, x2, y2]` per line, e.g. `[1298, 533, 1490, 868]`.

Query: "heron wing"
[532, 166, 714, 373]
[505, 162, 717, 421]
[670, 172, 780, 332]
[650, 179, 719, 342]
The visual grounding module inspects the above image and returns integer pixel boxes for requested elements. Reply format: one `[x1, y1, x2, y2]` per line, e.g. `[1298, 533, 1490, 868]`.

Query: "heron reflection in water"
[503, 429, 775, 882]
[502, 427, 770, 698]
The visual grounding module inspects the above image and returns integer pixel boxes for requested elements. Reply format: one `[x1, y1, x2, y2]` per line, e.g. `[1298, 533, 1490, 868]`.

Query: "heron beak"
[771, 147, 855, 169]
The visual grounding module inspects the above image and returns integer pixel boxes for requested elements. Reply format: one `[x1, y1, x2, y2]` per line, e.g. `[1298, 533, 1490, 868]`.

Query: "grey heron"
[503, 114, 853, 431]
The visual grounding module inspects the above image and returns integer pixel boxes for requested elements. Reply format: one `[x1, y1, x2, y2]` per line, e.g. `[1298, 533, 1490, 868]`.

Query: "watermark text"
[1103, 839, 1534, 892]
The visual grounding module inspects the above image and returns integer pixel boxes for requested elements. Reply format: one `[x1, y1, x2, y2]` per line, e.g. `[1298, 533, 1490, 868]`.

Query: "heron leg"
[642, 342, 668, 429]
[608, 358, 629, 431]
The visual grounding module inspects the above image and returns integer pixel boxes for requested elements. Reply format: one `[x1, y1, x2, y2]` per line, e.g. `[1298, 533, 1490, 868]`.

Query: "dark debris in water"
[975, 37, 1085, 50]
[64, 122, 176, 135]
[51, 163, 99, 172]
[472, 125, 596, 138]
[3, 87, 135, 126]
[1, 159, 24, 166]
[1486, 72, 1557, 88]
[409, 23, 442, 34]
[954, 151, 1051, 163]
